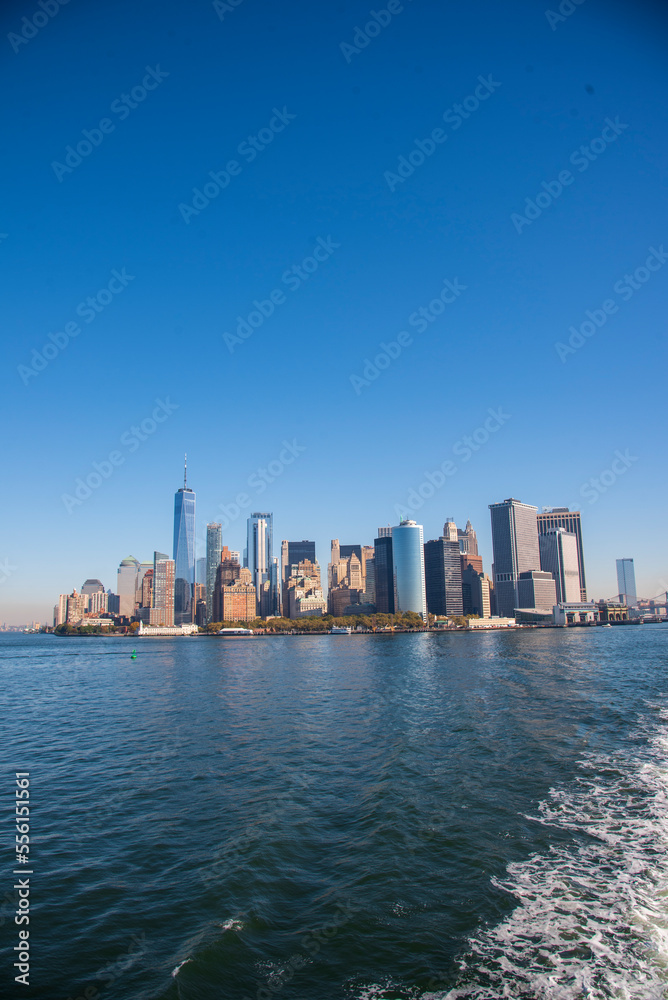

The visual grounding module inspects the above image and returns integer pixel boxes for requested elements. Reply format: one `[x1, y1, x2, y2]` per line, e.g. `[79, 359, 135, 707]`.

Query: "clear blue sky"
[2, 0, 667, 622]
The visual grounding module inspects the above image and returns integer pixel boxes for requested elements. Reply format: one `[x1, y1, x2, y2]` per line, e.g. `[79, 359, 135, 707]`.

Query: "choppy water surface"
[1, 626, 667, 1000]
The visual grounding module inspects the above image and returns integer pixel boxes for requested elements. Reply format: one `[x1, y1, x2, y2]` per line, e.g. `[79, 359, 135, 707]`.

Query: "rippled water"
[1, 626, 667, 1000]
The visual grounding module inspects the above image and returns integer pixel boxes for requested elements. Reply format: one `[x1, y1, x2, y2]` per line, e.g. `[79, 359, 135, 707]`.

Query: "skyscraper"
[392, 520, 427, 621]
[151, 551, 175, 627]
[458, 520, 479, 555]
[206, 523, 222, 623]
[65, 590, 87, 623]
[135, 561, 153, 608]
[616, 558, 637, 606]
[54, 594, 68, 626]
[537, 508, 587, 601]
[281, 540, 316, 613]
[461, 566, 491, 618]
[489, 498, 541, 618]
[140, 569, 153, 609]
[443, 519, 458, 543]
[374, 532, 394, 614]
[247, 512, 274, 612]
[117, 556, 140, 618]
[281, 540, 316, 585]
[424, 536, 463, 616]
[539, 528, 580, 603]
[328, 540, 366, 611]
[173, 458, 196, 625]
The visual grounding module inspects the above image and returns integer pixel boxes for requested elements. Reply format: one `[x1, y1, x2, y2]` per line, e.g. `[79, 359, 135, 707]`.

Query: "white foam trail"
[171, 958, 193, 977]
[219, 918, 244, 932]
[435, 714, 668, 1000]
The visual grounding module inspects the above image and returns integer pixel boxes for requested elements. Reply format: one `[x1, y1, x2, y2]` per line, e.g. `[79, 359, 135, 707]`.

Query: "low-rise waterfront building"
[553, 602, 600, 625]
[467, 617, 517, 629]
[597, 601, 629, 622]
[137, 621, 198, 636]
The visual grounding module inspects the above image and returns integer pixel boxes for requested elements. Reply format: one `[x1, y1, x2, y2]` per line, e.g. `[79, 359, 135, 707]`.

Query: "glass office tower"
[246, 513, 275, 610]
[616, 558, 637, 606]
[537, 508, 587, 601]
[539, 527, 580, 603]
[489, 498, 541, 618]
[392, 520, 427, 621]
[206, 523, 222, 623]
[424, 536, 463, 615]
[173, 465, 196, 625]
[374, 534, 394, 614]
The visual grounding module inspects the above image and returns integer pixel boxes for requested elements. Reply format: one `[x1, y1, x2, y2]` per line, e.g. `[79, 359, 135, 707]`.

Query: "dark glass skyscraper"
[173, 459, 196, 625]
[206, 523, 222, 623]
[374, 534, 394, 614]
[424, 537, 463, 616]
[283, 540, 316, 573]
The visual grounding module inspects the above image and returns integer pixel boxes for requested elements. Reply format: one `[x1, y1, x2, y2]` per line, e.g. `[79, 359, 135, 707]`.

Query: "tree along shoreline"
[52, 612, 481, 637]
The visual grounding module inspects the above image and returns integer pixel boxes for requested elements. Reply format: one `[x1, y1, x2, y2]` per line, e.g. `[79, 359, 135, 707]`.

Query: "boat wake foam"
[432, 711, 668, 999]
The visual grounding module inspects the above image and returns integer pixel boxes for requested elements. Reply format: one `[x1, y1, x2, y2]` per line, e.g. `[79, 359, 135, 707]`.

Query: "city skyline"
[8, 457, 664, 623]
[43, 461, 663, 630]
[2, 0, 667, 623]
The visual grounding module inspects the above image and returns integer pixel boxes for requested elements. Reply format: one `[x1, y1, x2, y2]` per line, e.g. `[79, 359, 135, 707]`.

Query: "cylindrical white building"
[391, 520, 427, 621]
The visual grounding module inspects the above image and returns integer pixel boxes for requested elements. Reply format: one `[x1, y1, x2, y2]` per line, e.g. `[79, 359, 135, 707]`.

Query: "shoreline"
[40, 620, 664, 639]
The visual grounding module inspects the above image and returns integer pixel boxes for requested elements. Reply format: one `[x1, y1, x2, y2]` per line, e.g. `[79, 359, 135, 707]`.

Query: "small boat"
[601, 624, 612, 628]
[330, 626, 352, 634]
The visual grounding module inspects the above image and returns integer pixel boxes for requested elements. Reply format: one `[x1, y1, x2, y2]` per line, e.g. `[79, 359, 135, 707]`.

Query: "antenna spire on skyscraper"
[184, 453, 187, 489]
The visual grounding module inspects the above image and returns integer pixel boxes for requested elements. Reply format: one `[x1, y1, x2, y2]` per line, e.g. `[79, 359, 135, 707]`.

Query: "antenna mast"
[184, 453, 187, 489]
